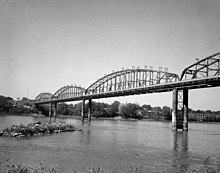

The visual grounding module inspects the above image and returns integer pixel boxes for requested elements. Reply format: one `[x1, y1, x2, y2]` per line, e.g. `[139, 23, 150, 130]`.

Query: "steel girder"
[52, 85, 86, 100]
[85, 68, 179, 95]
[35, 92, 53, 102]
[180, 52, 220, 80]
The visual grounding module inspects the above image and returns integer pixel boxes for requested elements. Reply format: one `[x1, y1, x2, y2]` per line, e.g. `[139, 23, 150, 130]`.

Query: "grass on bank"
[5, 157, 219, 173]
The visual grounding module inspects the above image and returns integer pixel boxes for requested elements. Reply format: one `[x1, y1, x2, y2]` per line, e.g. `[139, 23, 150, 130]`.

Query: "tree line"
[0, 95, 37, 114]
[41, 101, 220, 122]
[57, 101, 172, 120]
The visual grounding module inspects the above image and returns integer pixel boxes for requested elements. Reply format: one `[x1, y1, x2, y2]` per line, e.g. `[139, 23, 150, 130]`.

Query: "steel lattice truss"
[34, 52, 220, 104]
[180, 52, 220, 80]
[35, 92, 53, 102]
[85, 68, 179, 95]
[177, 90, 184, 120]
[52, 85, 86, 100]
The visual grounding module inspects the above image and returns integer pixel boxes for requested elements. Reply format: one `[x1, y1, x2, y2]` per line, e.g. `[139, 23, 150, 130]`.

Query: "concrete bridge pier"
[88, 99, 92, 121]
[172, 89, 178, 131]
[53, 102, 57, 122]
[49, 102, 57, 123]
[81, 99, 85, 122]
[49, 103, 52, 122]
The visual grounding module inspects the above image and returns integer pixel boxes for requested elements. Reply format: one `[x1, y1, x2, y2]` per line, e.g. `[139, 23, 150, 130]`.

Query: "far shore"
[1, 112, 220, 124]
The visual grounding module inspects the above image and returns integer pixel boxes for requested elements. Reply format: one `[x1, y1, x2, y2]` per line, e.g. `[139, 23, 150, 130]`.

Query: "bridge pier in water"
[172, 88, 188, 131]
[88, 99, 92, 122]
[49, 102, 57, 122]
[53, 103, 57, 121]
[81, 99, 92, 122]
[49, 103, 52, 121]
[81, 99, 85, 122]
[183, 89, 188, 131]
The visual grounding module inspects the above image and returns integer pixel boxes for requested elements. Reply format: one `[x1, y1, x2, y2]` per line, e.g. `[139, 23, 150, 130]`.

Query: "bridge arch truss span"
[35, 92, 53, 102]
[52, 85, 86, 100]
[86, 68, 179, 95]
[180, 52, 220, 80]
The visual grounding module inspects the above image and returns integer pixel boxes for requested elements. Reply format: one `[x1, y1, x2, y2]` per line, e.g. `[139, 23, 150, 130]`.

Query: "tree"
[153, 106, 162, 112]
[68, 102, 81, 116]
[205, 110, 212, 114]
[0, 95, 13, 111]
[58, 103, 69, 115]
[119, 103, 142, 119]
[22, 97, 29, 101]
[106, 101, 120, 117]
[142, 104, 152, 111]
[91, 102, 108, 117]
[20, 97, 33, 107]
[162, 106, 172, 120]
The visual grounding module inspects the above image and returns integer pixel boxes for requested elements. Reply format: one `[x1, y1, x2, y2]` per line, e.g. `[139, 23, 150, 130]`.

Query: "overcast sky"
[0, 0, 220, 110]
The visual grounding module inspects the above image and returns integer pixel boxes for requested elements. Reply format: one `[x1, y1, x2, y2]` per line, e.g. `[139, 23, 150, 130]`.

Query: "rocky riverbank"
[0, 121, 81, 138]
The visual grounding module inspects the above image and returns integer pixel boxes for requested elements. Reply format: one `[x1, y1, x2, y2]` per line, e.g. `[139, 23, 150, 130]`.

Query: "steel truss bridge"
[35, 52, 220, 130]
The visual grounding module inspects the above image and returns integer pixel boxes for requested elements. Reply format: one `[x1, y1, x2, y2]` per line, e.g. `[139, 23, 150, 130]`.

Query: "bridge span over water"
[35, 52, 220, 130]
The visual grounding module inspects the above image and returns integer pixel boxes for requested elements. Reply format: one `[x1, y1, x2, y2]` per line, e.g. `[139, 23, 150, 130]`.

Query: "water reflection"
[172, 131, 189, 172]
[173, 131, 188, 152]
[85, 128, 91, 144]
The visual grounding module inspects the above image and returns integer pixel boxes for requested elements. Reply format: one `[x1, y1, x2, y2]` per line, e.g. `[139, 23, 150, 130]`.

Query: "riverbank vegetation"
[55, 101, 173, 120]
[54, 101, 220, 122]
[1, 95, 220, 122]
[0, 95, 38, 115]
[5, 158, 218, 173]
[0, 121, 80, 138]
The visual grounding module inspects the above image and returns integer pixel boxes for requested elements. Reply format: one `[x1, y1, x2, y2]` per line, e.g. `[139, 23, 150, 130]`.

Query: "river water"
[0, 114, 220, 173]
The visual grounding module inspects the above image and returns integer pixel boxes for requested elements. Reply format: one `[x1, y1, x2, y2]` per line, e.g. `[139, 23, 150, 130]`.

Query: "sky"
[0, 0, 220, 110]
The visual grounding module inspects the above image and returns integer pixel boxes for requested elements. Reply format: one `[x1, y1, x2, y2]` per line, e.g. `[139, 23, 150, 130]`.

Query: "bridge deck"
[35, 76, 220, 104]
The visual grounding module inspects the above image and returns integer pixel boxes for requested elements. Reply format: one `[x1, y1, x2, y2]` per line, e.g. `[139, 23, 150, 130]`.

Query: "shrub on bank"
[6, 159, 56, 173]
[5, 159, 218, 173]
[0, 121, 81, 138]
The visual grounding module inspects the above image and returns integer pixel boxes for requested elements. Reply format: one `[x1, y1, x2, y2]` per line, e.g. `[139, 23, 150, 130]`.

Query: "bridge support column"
[54, 103, 57, 122]
[172, 88, 178, 131]
[81, 99, 85, 122]
[88, 99, 92, 122]
[49, 103, 52, 122]
[183, 89, 189, 131]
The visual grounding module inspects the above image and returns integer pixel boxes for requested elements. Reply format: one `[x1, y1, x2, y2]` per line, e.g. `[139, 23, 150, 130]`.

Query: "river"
[0, 114, 220, 172]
